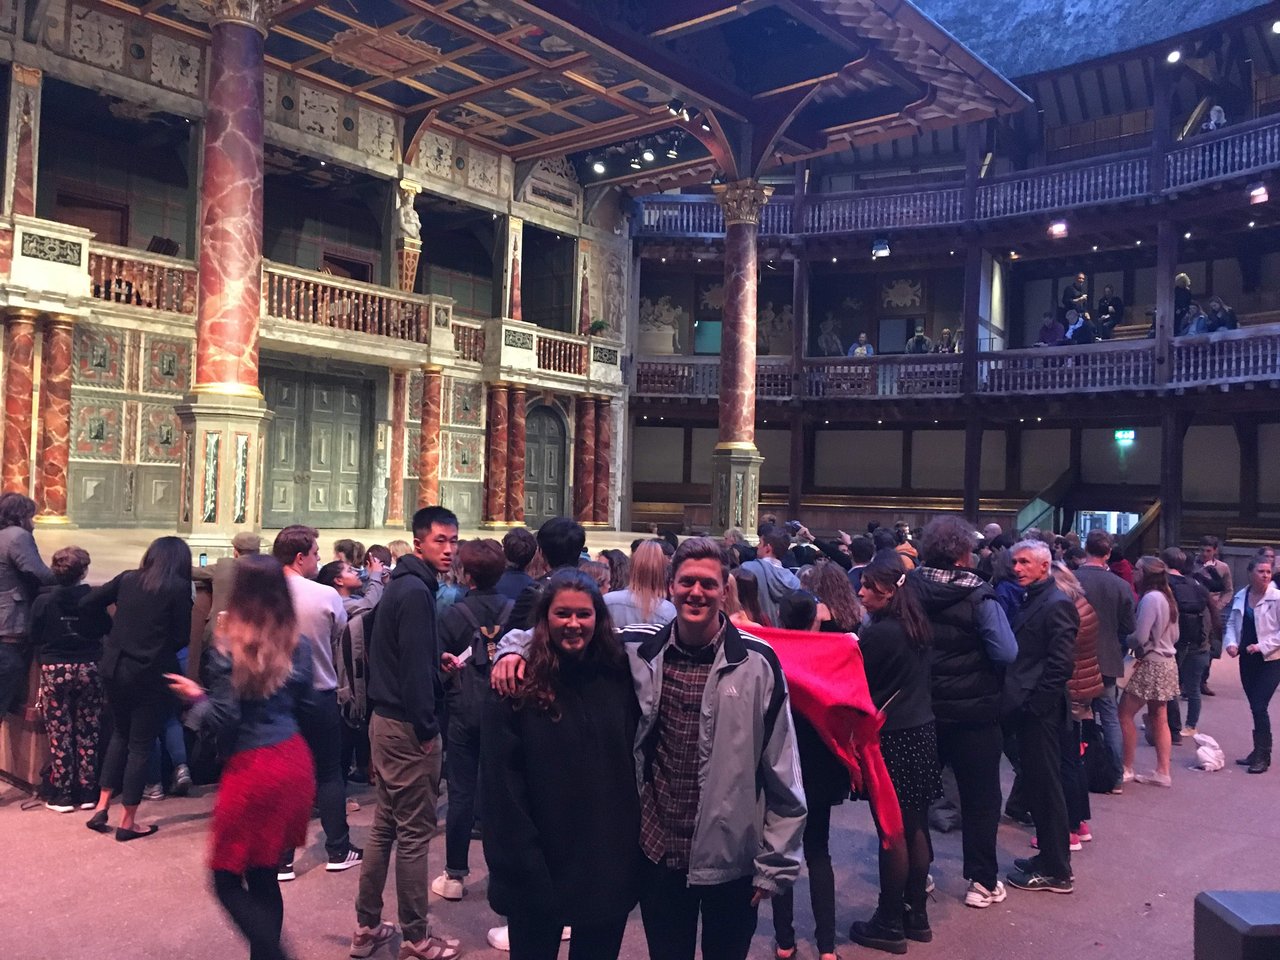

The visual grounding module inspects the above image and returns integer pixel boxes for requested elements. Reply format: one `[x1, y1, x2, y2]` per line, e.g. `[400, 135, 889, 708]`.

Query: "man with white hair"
[1003, 540, 1079, 895]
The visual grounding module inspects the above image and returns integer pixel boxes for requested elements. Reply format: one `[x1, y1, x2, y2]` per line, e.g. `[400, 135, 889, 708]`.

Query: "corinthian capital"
[178, 0, 283, 36]
[712, 180, 774, 226]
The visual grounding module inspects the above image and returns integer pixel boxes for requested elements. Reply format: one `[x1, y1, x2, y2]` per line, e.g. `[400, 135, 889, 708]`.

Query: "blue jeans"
[148, 648, 189, 784]
[444, 711, 481, 878]
[1180, 650, 1212, 729]
[1092, 678, 1123, 789]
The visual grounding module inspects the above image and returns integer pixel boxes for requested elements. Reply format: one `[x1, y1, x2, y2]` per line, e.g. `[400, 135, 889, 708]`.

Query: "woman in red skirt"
[168, 555, 318, 960]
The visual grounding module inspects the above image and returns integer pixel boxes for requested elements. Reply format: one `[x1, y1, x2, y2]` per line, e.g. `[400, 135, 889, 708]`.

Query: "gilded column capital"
[4, 307, 40, 324]
[201, 0, 282, 37]
[712, 180, 774, 226]
[40, 312, 76, 329]
[11, 64, 41, 87]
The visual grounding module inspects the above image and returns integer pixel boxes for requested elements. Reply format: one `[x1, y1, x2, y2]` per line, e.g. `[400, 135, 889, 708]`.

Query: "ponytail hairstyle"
[860, 552, 931, 651]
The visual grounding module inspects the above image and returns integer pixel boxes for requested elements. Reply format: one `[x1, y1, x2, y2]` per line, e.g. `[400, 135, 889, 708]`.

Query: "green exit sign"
[1114, 429, 1136, 444]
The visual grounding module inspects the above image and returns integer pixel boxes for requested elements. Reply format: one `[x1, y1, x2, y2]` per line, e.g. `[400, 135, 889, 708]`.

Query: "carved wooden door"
[263, 369, 370, 529]
[524, 406, 567, 528]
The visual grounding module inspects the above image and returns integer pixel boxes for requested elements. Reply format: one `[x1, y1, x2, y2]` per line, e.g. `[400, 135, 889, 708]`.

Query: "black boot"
[850, 909, 908, 955]
[1249, 732, 1272, 774]
[902, 902, 933, 943]
[1237, 730, 1261, 766]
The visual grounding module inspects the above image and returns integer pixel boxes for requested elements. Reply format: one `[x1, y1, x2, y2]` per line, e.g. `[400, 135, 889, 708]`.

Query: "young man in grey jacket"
[738, 525, 800, 627]
[494, 536, 806, 960]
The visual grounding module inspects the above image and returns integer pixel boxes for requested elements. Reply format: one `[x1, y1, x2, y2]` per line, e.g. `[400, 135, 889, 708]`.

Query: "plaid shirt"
[639, 624, 723, 870]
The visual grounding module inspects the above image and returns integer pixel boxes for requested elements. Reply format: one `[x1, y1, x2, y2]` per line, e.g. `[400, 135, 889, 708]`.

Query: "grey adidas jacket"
[498, 615, 806, 892]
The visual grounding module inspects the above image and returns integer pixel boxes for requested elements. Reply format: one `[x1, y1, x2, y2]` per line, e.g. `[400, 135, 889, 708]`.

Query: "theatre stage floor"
[3, 525, 1277, 959]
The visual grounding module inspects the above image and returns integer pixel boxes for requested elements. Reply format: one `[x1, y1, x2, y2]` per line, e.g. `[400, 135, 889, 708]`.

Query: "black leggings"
[874, 807, 932, 916]
[213, 868, 287, 960]
[1241, 654, 1280, 740]
[771, 801, 835, 954]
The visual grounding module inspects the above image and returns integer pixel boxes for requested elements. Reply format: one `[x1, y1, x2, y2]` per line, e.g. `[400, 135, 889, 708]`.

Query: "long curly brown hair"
[516, 569, 624, 720]
[800, 562, 863, 631]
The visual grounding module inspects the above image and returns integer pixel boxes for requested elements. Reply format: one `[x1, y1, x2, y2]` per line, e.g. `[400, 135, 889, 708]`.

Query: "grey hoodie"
[740, 557, 801, 627]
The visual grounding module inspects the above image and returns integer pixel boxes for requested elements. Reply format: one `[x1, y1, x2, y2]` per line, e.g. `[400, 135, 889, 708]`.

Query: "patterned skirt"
[1125, 656, 1179, 703]
[209, 733, 315, 874]
[879, 722, 942, 812]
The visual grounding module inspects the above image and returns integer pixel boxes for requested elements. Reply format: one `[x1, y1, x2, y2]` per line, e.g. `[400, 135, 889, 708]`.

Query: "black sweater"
[481, 656, 641, 923]
[859, 618, 934, 731]
[30, 584, 112, 665]
[84, 572, 192, 684]
[366, 555, 441, 743]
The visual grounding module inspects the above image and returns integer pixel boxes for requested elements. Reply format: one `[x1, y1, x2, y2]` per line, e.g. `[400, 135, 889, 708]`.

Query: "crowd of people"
[2, 494, 1279, 960]
[1033, 271, 1242, 347]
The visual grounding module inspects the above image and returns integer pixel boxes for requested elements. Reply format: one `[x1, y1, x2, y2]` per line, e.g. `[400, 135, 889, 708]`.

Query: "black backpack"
[1170, 578, 1208, 653]
[446, 599, 514, 720]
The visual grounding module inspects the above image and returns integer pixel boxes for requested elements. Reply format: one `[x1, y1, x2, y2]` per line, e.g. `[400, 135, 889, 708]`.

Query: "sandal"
[86, 810, 111, 834]
[116, 824, 159, 842]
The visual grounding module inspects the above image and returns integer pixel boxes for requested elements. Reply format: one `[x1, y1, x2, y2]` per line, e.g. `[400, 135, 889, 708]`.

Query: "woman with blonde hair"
[167, 555, 318, 960]
[1119, 556, 1180, 787]
[604, 539, 675, 629]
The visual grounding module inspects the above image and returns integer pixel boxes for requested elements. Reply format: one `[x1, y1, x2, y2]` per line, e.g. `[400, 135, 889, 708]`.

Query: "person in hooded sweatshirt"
[908, 517, 1017, 910]
[739, 524, 801, 627]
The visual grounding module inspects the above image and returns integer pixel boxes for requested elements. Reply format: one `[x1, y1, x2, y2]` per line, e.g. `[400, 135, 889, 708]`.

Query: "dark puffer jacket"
[910, 570, 1004, 723]
[1067, 594, 1104, 705]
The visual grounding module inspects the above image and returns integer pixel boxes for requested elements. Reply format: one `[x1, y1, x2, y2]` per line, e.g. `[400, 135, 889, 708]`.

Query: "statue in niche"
[396, 187, 421, 241]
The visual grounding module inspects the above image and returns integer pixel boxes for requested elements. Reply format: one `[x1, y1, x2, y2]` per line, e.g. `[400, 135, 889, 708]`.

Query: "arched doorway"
[524, 405, 568, 527]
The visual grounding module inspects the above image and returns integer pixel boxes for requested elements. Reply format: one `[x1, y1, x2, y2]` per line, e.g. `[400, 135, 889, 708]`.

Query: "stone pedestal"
[176, 393, 271, 556]
[711, 444, 763, 535]
[396, 238, 421, 293]
[508, 385, 526, 524]
[417, 366, 443, 508]
[34, 314, 73, 524]
[483, 383, 509, 525]
[2, 308, 37, 494]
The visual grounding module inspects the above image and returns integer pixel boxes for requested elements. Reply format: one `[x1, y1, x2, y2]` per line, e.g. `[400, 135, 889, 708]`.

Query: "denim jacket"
[184, 639, 318, 757]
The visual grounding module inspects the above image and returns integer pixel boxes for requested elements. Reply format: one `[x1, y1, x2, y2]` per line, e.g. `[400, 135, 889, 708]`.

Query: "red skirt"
[209, 733, 316, 873]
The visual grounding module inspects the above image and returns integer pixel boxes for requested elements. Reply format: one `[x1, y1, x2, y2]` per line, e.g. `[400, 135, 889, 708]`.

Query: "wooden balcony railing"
[1165, 113, 1280, 191]
[806, 355, 963, 398]
[978, 341, 1155, 394]
[535, 329, 587, 376]
[636, 115, 1280, 238]
[452, 319, 485, 363]
[88, 243, 197, 315]
[262, 262, 431, 342]
[634, 356, 794, 398]
[975, 151, 1149, 219]
[1170, 325, 1280, 386]
[805, 186, 964, 234]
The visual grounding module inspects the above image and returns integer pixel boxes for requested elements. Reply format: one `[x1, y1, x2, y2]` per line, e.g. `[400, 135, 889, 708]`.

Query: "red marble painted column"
[194, 5, 266, 396]
[593, 396, 611, 525]
[6, 65, 41, 218]
[484, 384, 509, 524]
[573, 396, 596, 524]
[417, 367, 442, 508]
[2, 310, 37, 494]
[35, 315, 73, 523]
[387, 370, 407, 525]
[507, 385, 526, 524]
[709, 181, 772, 534]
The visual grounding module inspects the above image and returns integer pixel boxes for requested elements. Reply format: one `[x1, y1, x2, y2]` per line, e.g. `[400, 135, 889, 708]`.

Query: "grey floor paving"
[4, 655, 1275, 960]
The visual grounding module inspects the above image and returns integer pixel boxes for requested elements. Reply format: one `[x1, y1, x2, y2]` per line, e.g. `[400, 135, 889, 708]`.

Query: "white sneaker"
[964, 880, 1007, 908]
[431, 872, 465, 901]
[487, 925, 510, 951]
